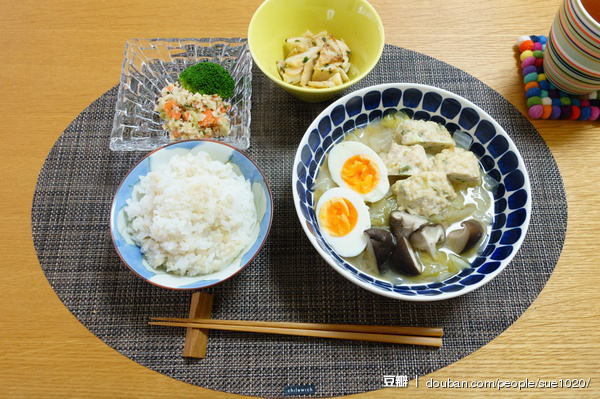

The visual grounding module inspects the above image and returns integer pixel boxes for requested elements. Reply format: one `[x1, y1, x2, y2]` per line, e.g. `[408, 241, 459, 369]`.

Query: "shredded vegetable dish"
[156, 83, 231, 140]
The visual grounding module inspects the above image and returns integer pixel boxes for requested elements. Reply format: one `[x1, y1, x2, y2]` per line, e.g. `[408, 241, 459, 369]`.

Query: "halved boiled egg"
[327, 141, 389, 202]
[316, 187, 371, 257]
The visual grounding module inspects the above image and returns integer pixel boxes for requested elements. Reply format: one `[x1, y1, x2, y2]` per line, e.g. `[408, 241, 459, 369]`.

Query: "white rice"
[125, 151, 257, 276]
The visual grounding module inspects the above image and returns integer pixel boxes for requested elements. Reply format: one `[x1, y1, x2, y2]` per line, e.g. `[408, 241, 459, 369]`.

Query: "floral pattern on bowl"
[110, 140, 273, 290]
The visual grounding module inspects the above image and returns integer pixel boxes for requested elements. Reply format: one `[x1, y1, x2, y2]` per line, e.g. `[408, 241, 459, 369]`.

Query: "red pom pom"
[569, 106, 581, 120]
[534, 58, 544, 67]
[519, 40, 534, 52]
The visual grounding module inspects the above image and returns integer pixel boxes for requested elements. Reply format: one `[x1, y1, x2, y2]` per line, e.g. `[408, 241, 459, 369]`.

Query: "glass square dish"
[110, 38, 252, 151]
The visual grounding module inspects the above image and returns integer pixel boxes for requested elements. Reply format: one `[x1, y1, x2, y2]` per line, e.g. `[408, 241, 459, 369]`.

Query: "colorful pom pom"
[519, 40, 534, 52]
[570, 106, 581, 120]
[539, 80, 550, 90]
[542, 97, 552, 106]
[524, 72, 538, 84]
[527, 97, 542, 107]
[560, 97, 571, 106]
[534, 58, 544, 68]
[542, 105, 553, 119]
[579, 107, 591, 120]
[526, 88, 542, 98]
[533, 50, 544, 58]
[517, 35, 532, 45]
[533, 42, 543, 51]
[522, 57, 536, 68]
[529, 105, 544, 119]
[522, 65, 537, 76]
[520, 50, 534, 61]
[525, 81, 539, 92]
[590, 106, 600, 120]
[550, 106, 561, 119]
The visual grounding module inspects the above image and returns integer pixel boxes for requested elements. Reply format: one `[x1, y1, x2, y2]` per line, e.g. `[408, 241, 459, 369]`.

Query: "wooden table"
[1, 0, 598, 397]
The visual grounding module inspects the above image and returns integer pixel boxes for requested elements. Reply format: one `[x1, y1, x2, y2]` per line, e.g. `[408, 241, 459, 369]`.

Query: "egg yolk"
[341, 155, 380, 194]
[319, 197, 358, 237]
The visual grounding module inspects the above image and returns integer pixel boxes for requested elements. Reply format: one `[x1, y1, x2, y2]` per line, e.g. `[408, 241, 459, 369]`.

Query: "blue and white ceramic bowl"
[292, 83, 531, 301]
[110, 140, 273, 290]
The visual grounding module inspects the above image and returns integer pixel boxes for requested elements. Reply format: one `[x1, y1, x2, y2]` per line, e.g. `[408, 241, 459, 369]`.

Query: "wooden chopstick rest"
[182, 292, 213, 358]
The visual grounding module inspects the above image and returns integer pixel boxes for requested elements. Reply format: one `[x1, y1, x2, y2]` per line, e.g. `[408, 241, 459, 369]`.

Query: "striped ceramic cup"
[544, 0, 600, 95]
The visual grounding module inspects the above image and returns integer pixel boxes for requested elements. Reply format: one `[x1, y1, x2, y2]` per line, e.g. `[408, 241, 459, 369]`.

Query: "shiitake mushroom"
[389, 235, 424, 276]
[445, 220, 485, 254]
[389, 211, 428, 238]
[363, 229, 395, 267]
[409, 224, 445, 257]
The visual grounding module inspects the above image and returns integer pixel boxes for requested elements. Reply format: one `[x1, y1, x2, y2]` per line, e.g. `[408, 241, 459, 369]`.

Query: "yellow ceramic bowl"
[248, 0, 385, 103]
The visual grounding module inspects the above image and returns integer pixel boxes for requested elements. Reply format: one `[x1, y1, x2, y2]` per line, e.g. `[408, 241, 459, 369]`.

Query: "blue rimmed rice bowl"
[292, 83, 531, 301]
[110, 140, 273, 290]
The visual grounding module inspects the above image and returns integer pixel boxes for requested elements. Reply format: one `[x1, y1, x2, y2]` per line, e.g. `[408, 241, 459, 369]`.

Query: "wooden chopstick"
[151, 317, 443, 337]
[149, 320, 443, 348]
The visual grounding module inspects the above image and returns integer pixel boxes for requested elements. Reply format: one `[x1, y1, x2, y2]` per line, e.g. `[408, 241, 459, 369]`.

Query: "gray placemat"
[31, 45, 567, 398]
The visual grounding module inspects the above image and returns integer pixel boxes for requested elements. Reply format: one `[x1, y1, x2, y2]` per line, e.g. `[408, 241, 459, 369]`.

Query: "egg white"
[315, 187, 371, 257]
[327, 141, 390, 202]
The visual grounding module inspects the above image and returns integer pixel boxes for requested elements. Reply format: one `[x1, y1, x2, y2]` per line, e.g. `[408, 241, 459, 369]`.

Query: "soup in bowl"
[292, 83, 531, 301]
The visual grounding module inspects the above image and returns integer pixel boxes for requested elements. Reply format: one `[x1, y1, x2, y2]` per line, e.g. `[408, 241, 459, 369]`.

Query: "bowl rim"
[109, 139, 274, 290]
[292, 82, 532, 301]
[247, 0, 385, 94]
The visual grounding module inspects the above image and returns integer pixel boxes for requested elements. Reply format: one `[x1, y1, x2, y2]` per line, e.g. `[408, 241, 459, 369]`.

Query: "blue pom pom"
[539, 35, 547, 44]
[539, 80, 550, 90]
[552, 98, 562, 106]
[579, 107, 592, 120]
[526, 88, 542, 98]
[531, 35, 540, 42]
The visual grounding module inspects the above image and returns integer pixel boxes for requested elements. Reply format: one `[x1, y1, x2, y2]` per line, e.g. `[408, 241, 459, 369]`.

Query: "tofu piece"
[395, 119, 455, 153]
[433, 147, 481, 185]
[379, 143, 430, 176]
[392, 171, 456, 217]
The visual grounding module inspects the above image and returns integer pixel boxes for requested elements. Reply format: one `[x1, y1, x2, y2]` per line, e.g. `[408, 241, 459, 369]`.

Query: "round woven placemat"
[32, 45, 567, 398]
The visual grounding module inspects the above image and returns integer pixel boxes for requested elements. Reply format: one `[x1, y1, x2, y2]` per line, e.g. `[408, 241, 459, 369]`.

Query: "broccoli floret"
[179, 62, 235, 98]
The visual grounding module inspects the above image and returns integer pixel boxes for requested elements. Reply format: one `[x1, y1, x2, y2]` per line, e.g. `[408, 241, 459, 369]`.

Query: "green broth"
[313, 114, 494, 284]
